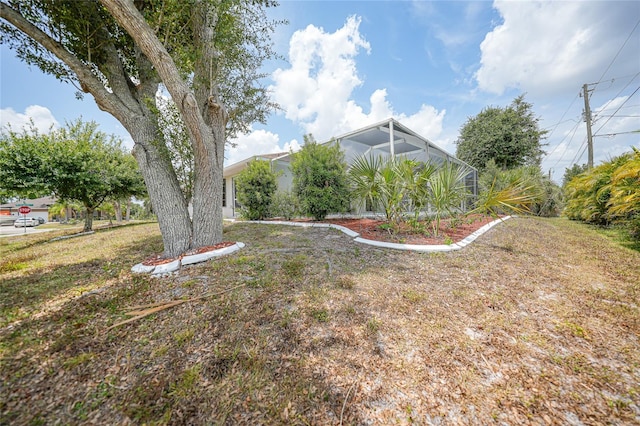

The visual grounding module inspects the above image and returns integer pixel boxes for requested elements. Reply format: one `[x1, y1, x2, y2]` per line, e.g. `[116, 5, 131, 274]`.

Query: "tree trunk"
[126, 117, 193, 258]
[102, 0, 225, 250]
[115, 200, 122, 222]
[191, 1, 225, 247]
[84, 206, 93, 232]
[191, 114, 225, 247]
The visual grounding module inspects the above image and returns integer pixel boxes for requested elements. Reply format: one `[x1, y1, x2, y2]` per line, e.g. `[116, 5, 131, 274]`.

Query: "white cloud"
[476, 1, 640, 96]
[270, 15, 447, 145]
[0, 105, 59, 133]
[226, 128, 300, 166]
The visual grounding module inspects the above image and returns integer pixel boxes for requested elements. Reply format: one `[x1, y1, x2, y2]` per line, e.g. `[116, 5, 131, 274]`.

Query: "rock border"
[131, 242, 245, 276]
[252, 216, 511, 252]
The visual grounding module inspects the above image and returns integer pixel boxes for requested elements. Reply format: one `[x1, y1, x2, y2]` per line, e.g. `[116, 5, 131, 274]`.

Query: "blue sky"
[1, 1, 639, 183]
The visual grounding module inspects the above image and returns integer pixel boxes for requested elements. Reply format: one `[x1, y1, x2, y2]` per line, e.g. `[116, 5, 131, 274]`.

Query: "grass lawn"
[1, 218, 639, 424]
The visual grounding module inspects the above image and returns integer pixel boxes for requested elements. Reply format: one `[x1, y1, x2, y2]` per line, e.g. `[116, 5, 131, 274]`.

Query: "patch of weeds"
[88, 378, 115, 409]
[279, 309, 297, 329]
[444, 236, 453, 245]
[402, 289, 425, 303]
[63, 352, 95, 369]
[282, 255, 307, 279]
[557, 321, 590, 339]
[448, 215, 463, 230]
[173, 328, 195, 347]
[366, 317, 381, 335]
[306, 284, 327, 303]
[343, 305, 356, 317]
[378, 222, 396, 234]
[334, 275, 355, 289]
[553, 353, 592, 374]
[71, 401, 88, 420]
[407, 218, 426, 234]
[168, 364, 202, 399]
[0, 261, 30, 273]
[181, 279, 198, 288]
[311, 308, 330, 323]
[405, 404, 415, 423]
[606, 396, 631, 411]
[152, 344, 170, 358]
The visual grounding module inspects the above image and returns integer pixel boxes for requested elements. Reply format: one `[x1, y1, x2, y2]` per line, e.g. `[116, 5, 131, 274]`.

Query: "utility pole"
[582, 83, 594, 169]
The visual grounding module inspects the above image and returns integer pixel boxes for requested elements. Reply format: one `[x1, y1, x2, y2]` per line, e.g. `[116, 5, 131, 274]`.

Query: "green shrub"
[564, 148, 640, 241]
[270, 190, 300, 220]
[235, 160, 277, 220]
[290, 135, 350, 220]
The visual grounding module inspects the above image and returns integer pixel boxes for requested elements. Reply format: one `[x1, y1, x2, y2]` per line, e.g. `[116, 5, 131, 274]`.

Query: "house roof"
[223, 118, 476, 176]
[224, 152, 289, 177]
[0, 196, 57, 210]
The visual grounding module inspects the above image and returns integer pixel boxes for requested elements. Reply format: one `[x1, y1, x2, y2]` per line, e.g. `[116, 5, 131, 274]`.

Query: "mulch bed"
[285, 214, 502, 245]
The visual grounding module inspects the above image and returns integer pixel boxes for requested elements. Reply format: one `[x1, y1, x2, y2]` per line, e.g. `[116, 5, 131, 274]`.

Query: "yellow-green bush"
[564, 148, 640, 239]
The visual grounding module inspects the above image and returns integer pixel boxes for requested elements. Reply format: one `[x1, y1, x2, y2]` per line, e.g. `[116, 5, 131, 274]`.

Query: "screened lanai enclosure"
[223, 118, 478, 218]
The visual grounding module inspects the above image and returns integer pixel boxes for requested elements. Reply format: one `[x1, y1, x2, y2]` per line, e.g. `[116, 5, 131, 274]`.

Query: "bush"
[235, 160, 277, 220]
[290, 135, 350, 220]
[270, 190, 300, 220]
[564, 148, 640, 241]
[477, 160, 562, 217]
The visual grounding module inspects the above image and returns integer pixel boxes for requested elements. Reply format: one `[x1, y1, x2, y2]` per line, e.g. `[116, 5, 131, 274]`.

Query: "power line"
[592, 18, 640, 85]
[593, 86, 640, 136]
[570, 139, 588, 167]
[596, 130, 640, 138]
[549, 119, 583, 169]
[542, 92, 580, 136]
[592, 71, 640, 121]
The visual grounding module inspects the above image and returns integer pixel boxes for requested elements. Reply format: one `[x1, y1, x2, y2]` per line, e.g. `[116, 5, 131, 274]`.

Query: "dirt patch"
[2, 218, 639, 425]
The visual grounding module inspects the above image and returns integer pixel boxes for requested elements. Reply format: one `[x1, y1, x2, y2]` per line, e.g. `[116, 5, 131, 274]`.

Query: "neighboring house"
[0, 196, 56, 224]
[222, 118, 478, 218]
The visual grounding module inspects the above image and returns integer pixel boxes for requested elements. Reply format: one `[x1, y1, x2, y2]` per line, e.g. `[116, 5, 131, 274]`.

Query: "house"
[0, 196, 56, 224]
[222, 118, 478, 218]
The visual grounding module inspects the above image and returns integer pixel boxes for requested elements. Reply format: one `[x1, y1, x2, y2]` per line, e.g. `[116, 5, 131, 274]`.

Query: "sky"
[1, 0, 639, 184]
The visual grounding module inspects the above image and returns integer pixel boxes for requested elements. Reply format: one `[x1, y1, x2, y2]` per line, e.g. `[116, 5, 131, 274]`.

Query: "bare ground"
[1, 217, 639, 425]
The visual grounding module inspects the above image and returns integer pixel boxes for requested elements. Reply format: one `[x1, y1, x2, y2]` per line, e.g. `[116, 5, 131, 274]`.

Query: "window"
[222, 179, 226, 207]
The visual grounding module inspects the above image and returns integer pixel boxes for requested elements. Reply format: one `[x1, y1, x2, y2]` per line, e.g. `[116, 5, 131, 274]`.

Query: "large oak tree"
[0, 0, 280, 257]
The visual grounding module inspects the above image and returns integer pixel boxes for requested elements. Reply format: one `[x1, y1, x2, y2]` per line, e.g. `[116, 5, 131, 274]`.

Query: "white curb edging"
[249, 217, 511, 252]
[131, 242, 245, 275]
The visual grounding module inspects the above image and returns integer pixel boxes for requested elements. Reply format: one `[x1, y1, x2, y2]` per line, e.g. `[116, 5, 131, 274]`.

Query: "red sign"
[18, 206, 31, 214]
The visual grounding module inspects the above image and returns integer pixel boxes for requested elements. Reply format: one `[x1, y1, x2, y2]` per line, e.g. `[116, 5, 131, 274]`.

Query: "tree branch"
[99, 0, 208, 146]
[0, 1, 129, 121]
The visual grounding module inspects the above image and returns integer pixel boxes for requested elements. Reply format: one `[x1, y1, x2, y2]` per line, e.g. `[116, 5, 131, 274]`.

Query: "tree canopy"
[455, 95, 547, 172]
[1, 0, 282, 257]
[0, 119, 145, 231]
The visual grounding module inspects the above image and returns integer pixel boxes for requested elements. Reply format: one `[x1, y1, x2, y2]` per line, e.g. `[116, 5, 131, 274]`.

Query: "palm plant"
[396, 159, 437, 223]
[348, 155, 383, 214]
[427, 163, 470, 236]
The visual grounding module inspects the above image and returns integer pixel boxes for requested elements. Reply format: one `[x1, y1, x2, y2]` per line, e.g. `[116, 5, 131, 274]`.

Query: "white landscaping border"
[252, 216, 511, 252]
[131, 242, 245, 275]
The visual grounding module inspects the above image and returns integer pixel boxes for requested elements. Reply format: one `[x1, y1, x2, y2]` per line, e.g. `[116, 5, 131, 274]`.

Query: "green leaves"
[455, 95, 547, 172]
[348, 155, 472, 235]
[290, 136, 350, 221]
[0, 118, 145, 231]
[235, 159, 278, 220]
[564, 149, 640, 240]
